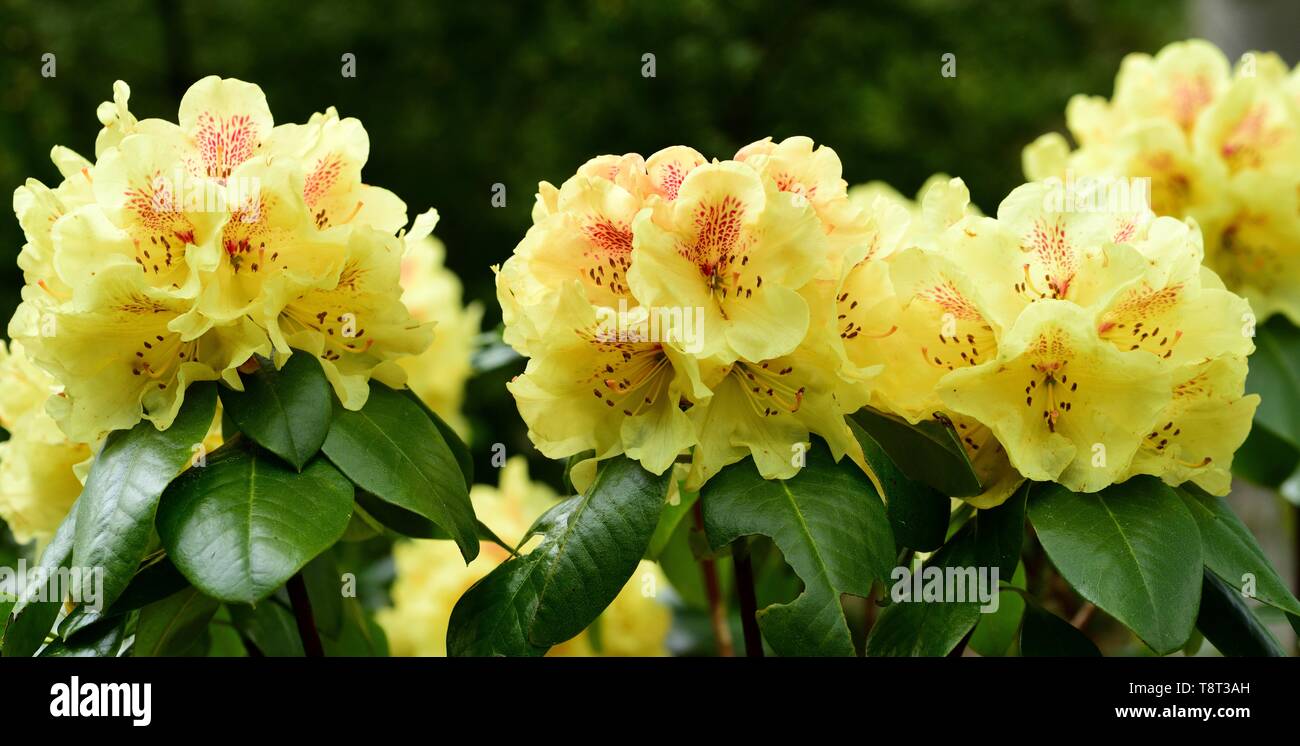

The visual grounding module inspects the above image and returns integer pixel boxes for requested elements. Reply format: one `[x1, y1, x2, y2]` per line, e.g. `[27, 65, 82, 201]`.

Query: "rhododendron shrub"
[1, 78, 483, 658]
[472, 131, 1296, 658]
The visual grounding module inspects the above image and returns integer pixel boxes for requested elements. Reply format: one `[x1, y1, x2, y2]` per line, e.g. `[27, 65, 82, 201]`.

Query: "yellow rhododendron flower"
[501, 147, 706, 357]
[900, 179, 1257, 495]
[628, 161, 828, 363]
[735, 136, 872, 274]
[500, 141, 871, 484]
[834, 174, 1256, 500]
[0, 341, 93, 543]
[1024, 39, 1300, 323]
[9, 76, 433, 441]
[834, 178, 1022, 507]
[378, 457, 673, 656]
[397, 232, 483, 438]
[507, 282, 710, 475]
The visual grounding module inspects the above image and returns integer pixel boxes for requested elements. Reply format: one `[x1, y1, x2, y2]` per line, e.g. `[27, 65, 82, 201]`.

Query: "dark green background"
[0, 0, 1186, 480]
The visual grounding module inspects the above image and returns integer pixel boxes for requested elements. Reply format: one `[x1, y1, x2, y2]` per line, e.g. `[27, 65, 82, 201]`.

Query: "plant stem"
[693, 501, 733, 657]
[732, 537, 764, 657]
[286, 572, 325, 657]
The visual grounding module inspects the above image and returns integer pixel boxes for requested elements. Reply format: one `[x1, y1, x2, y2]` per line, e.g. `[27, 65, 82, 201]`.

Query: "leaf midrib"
[1096, 495, 1162, 639]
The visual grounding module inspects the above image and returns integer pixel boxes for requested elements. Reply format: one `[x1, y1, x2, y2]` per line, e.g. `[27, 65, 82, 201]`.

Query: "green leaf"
[219, 353, 331, 470]
[57, 554, 189, 639]
[1178, 485, 1300, 617]
[39, 616, 127, 657]
[110, 556, 191, 615]
[323, 382, 478, 562]
[401, 389, 473, 488]
[1029, 477, 1202, 655]
[849, 407, 981, 497]
[865, 494, 1022, 657]
[849, 418, 949, 552]
[447, 456, 670, 656]
[1020, 603, 1101, 657]
[969, 562, 1026, 657]
[133, 587, 220, 657]
[71, 382, 217, 611]
[323, 596, 389, 656]
[1196, 569, 1284, 657]
[229, 600, 305, 656]
[646, 479, 698, 561]
[302, 552, 345, 639]
[1231, 424, 1300, 488]
[157, 441, 354, 604]
[702, 439, 894, 656]
[355, 490, 514, 552]
[1245, 315, 1300, 449]
[3, 503, 78, 657]
[205, 606, 249, 657]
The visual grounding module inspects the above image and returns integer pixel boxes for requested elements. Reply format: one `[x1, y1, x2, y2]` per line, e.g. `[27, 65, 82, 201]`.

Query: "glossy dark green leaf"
[702, 440, 894, 656]
[219, 353, 331, 470]
[1179, 485, 1300, 617]
[133, 587, 220, 657]
[1197, 569, 1284, 657]
[447, 456, 670, 656]
[849, 418, 948, 552]
[205, 606, 249, 657]
[323, 596, 389, 656]
[356, 490, 514, 552]
[229, 600, 304, 656]
[849, 407, 981, 497]
[865, 496, 1021, 657]
[38, 616, 127, 657]
[1020, 603, 1101, 657]
[1231, 424, 1300, 487]
[866, 591, 981, 657]
[1029, 477, 1201, 655]
[302, 552, 345, 639]
[72, 383, 217, 611]
[157, 442, 354, 604]
[964, 481, 1028, 578]
[1244, 316, 1300, 449]
[56, 554, 189, 640]
[2, 504, 77, 657]
[969, 562, 1026, 657]
[109, 556, 191, 615]
[402, 389, 473, 489]
[323, 382, 477, 562]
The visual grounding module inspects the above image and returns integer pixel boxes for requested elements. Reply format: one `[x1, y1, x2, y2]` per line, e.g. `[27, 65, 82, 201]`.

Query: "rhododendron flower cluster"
[1025, 39, 1300, 324]
[498, 137, 877, 487]
[499, 136, 1258, 500]
[9, 77, 434, 443]
[866, 178, 1257, 499]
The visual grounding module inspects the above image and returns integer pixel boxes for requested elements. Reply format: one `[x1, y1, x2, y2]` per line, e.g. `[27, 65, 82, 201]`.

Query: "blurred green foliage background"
[0, 0, 1188, 483]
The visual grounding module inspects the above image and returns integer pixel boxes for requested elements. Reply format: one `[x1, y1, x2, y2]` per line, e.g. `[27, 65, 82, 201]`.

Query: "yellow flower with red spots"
[9, 77, 433, 441]
[1025, 38, 1300, 324]
[498, 139, 870, 484]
